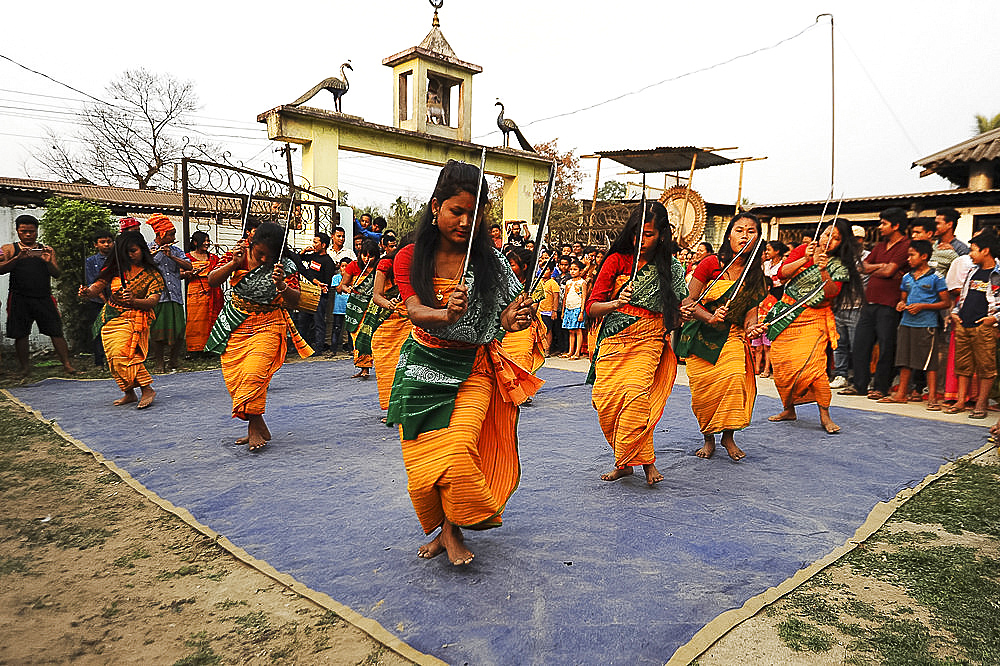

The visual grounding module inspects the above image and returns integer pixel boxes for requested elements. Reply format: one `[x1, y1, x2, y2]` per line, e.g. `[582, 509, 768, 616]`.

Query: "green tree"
[39, 197, 115, 351]
[973, 113, 1000, 135]
[596, 180, 627, 201]
[388, 196, 425, 238]
[532, 138, 583, 243]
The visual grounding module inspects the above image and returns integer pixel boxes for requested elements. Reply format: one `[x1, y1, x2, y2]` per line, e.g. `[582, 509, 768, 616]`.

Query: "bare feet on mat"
[768, 408, 797, 422]
[695, 437, 715, 459]
[246, 415, 270, 451]
[236, 422, 271, 446]
[720, 432, 745, 461]
[600, 467, 633, 481]
[136, 386, 156, 409]
[417, 534, 445, 559]
[642, 464, 663, 486]
[819, 407, 840, 434]
[439, 520, 473, 565]
[114, 390, 138, 406]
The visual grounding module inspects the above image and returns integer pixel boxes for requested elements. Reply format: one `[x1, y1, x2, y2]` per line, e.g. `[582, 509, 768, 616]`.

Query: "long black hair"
[251, 222, 285, 264]
[410, 159, 499, 308]
[596, 200, 680, 330]
[97, 231, 159, 282]
[824, 217, 864, 310]
[188, 230, 210, 252]
[715, 212, 766, 297]
[504, 246, 532, 284]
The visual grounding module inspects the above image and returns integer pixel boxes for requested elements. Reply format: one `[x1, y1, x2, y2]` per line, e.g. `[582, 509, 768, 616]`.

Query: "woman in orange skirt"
[502, 246, 547, 375]
[205, 222, 312, 451]
[371, 244, 413, 414]
[183, 230, 223, 353]
[679, 213, 768, 461]
[387, 160, 540, 566]
[766, 218, 863, 434]
[586, 201, 687, 485]
[78, 231, 165, 409]
[339, 240, 381, 379]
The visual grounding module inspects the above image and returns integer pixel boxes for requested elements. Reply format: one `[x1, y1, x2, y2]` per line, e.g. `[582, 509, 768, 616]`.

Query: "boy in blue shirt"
[329, 257, 353, 353]
[880, 240, 950, 407]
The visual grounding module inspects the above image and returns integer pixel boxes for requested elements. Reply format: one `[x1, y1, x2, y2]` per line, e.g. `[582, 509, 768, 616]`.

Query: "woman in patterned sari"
[183, 230, 223, 353]
[387, 160, 540, 566]
[502, 246, 548, 375]
[339, 239, 381, 379]
[371, 242, 414, 415]
[586, 202, 687, 485]
[678, 213, 768, 461]
[205, 222, 312, 451]
[78, 231, 165, 409]
[766, 218, 863, 434]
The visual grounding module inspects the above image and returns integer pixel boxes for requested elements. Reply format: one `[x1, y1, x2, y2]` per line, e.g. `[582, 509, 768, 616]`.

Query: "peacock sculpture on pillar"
[289, 61, 353, 113]
[496, 100, 535, 152]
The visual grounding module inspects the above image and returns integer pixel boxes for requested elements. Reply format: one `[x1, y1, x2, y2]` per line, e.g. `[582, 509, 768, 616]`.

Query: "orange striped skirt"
[221, 309, 287, 420]
[372, 311, 413, 410]
[770, 306, 837, 409]
[400, 343, 534, 534]
[102, 311, 153, 392]
[686, 325, 756, 434]
[591, 315, 676, 468]
[501, 316, 546, 374]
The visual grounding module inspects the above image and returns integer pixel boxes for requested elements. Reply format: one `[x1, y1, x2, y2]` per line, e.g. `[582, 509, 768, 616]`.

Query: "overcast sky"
[3, 0, 999, 213]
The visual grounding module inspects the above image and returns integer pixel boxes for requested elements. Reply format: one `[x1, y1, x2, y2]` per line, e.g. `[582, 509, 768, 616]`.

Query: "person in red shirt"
[840, 207, 910, 399]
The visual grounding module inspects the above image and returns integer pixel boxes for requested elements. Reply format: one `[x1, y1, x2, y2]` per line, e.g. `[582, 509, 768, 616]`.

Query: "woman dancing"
[387, 160, 540, 566]
[679, 213, 767, 461]
[78, 231, 165, 409]
[371, 240, 414, 415]
[182, 230, 224, 354]
[586, 201, 686, 484]
[204, 222, 313, 451]
[765, 218, 862, 434]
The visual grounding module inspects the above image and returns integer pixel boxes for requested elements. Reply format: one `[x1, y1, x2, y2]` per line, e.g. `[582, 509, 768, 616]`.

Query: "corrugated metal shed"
[0, 176, 183, 212]
[912, 128, 1000, 185]
[593, 147, 734, 173]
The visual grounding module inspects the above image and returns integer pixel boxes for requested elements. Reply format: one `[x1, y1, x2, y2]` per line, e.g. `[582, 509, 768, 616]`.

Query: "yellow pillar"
[300, 122, 340, 195]
[501, 160, 535, 224]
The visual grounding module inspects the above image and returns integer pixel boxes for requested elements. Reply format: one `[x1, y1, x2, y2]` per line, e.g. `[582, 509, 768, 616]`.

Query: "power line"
[0, 52, 111, 106]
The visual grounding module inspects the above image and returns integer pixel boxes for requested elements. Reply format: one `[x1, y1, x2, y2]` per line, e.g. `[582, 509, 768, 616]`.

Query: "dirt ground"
[2, 359, 998, 665]
[0, 395, 415, 666]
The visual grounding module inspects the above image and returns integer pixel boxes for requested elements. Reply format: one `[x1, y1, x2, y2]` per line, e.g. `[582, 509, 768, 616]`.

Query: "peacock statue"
[495, 100, 534, 152]
[289, 61, 353, 113]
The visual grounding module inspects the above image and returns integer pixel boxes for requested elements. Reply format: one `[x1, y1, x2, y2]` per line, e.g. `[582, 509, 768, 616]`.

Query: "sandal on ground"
[908, 393, 924, 402]
[926, 402, 942, 411]
[943, 405, 965, 414]
[877, 395, 907, 404]
[867, 390, 886, 400]
[968, 410, 988, 419]
[838, 386, 861, 395]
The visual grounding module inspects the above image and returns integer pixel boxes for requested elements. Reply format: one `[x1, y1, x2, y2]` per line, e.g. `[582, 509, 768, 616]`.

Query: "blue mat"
[9, 362, 987, 665]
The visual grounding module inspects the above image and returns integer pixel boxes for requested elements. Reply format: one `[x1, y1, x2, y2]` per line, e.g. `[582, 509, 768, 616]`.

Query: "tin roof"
[0, 176, 183, 212]
[912, 128, 1000, 185]
[592, 147, 734, 173]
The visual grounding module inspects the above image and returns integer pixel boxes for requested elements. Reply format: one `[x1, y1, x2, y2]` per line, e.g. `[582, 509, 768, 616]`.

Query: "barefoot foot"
[768, 409, 797, 423]
[113, 390, 138, 406]
[821, 420, 841, 434]
[439, 521, 473, 566]
[600, 467, 634, 481]
[642, 463, 663, 486]
[417, 534, 445, 559]
[720, 434, 745, 461]
[695, 439, 715, 459]
[136, 386, 156, 409]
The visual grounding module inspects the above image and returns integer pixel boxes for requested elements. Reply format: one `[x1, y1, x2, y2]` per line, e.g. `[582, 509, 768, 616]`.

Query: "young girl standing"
[561, 260, 588, 359]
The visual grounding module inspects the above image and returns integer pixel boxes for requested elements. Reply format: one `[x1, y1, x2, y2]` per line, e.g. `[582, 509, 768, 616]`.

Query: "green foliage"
[173, 632, 221, 666]
[387, 195, 424, 238]
[596, 180, 627, 201]
[892, 461, 1000, 537]
[39, 197, 115, 351]
[777, 617, 834, 652]
[973, 113, 1000, 135]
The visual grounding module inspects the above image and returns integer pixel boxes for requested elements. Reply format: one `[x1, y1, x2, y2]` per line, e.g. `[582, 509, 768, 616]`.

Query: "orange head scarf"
[146, 214, 174, 237]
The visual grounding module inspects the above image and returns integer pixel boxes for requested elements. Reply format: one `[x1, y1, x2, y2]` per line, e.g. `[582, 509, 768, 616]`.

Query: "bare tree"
[37, 69, 199, 189]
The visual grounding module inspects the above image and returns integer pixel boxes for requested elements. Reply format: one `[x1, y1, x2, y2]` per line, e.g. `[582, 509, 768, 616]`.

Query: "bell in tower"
[382, 0, 482, 142]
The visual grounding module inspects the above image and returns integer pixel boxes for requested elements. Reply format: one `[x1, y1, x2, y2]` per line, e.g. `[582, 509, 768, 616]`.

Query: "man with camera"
[0, 214, 77, 376]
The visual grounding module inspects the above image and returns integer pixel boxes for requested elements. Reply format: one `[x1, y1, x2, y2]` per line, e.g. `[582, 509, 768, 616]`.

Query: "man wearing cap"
[146, 214, 192, 373]
[829, 225, 869, 389]
[0, 214, 77, 375]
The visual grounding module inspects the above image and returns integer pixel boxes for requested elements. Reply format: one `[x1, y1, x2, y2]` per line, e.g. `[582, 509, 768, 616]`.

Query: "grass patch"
[230, 610, 276, 641]
[101, 601, 120, 618]
[1, 516, 113, 550]
[783, 590, 841, 625]
[173, 631, 221, 666]
[777, 617, 834, 652]
[213, 599, 247, 611]
[112, 548, 151, 568]
[314, 610, 342, 626]
[156, 564, 201, 580]
[847, 544, 1000, 664]
[0, 555, 33, 575]
[893, 460, 1000, 538]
